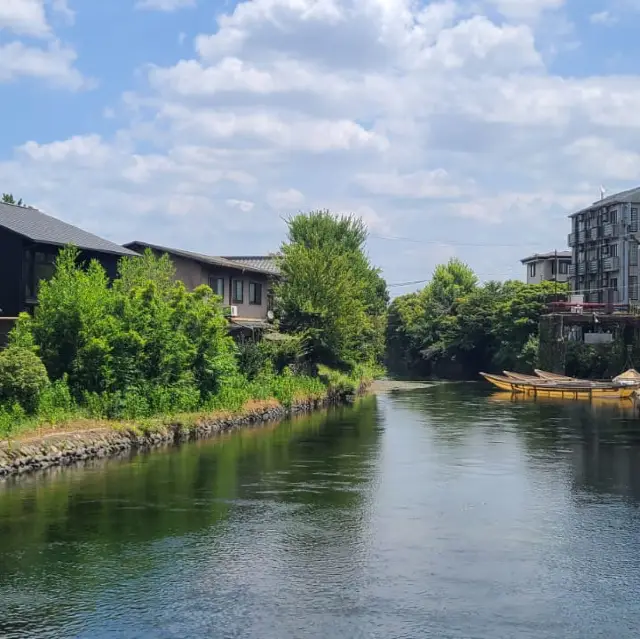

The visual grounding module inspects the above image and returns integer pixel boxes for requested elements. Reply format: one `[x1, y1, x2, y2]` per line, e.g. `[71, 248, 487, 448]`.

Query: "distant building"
[568, 187, 640, 304]
[521, 251, 572, 285]
[123, 242, 280, 335]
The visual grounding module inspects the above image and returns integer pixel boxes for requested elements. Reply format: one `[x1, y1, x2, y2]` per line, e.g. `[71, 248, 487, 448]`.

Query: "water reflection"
[394, 383, 640, 503]
[0, 398, 383, 639]
[2, 387, 640, 638]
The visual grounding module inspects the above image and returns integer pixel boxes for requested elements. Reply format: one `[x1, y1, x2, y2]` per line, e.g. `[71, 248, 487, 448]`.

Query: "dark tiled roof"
[125, 242, 278, 276]
[570, 186, 640, 216]
[521, 250, 572, 263]
[222, 255, 281, 275]
[0, 201, 137, 256]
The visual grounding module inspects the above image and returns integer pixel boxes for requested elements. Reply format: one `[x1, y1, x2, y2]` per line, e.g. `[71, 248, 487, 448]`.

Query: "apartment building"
[521, 251, 571, 284]
[568, 187, 640, 304]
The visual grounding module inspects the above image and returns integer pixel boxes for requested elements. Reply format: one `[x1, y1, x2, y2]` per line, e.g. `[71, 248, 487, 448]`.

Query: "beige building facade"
[124, 242, 279, 325]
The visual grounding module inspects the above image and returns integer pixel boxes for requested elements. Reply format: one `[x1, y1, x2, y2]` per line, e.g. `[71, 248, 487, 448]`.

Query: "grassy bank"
[0, 366, 377, 443]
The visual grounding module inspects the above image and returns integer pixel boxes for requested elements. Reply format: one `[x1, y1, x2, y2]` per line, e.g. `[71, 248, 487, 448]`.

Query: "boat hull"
[480, 373, 636, 399]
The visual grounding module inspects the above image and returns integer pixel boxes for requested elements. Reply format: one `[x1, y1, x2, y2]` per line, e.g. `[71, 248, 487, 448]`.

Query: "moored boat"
[480, 372, 638, 399]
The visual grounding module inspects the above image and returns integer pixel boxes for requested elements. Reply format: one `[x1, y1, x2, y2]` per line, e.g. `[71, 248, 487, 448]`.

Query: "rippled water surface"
[2, 384, 640, 638]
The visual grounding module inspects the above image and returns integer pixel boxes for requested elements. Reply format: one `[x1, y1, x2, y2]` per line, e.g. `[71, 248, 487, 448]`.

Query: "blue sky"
[1, 0, 640, 291]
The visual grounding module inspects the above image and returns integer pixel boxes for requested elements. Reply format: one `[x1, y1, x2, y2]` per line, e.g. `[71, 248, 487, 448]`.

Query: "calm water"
[2, 384, 640, 638]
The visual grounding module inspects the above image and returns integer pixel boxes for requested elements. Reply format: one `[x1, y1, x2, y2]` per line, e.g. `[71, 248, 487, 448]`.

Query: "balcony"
[578, 262, 586, 275]
[588, 227, 598, 241]
[603, 224, 621, 238]
[568, 233, 577, 247]
[568, 264, 576, 276]
[588, 260, 598, 274]
[578, 230, 586, 243]
[603, 256, 620, 272]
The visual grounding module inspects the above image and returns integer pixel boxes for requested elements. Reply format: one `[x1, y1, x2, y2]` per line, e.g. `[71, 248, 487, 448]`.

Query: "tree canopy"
[386, 259, 568, 378]
[275, 210, 388, 370]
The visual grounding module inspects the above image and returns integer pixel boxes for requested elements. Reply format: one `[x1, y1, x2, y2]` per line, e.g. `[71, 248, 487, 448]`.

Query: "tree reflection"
[0, 397, 383, 638]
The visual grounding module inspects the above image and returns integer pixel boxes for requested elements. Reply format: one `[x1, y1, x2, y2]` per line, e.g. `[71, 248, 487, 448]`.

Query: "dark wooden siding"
[0, 227, 24, 317]
[0, 229, 129, 318]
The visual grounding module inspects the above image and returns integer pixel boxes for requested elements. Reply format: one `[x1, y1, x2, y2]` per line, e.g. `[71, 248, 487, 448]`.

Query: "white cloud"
[49, 0, 75, 23]
[267, 188, 305, 210]
[10, 0, 640, 286]
[355, 169, 474, 199]
[0, 0, 49, 37]
[226, 198, 255, 212]
[0, 41, 85, 89]
[136, 0, 196, 11]
[484, 0, 565, 21]
[589, 10, 617, 25]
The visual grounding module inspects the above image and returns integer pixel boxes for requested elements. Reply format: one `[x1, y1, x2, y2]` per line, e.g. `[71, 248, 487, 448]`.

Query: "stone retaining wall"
[0, 395, 343, 480]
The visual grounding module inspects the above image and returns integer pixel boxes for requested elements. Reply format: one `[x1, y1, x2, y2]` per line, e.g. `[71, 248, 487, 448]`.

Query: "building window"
[23, 249, 57, 301]
[559, 261, 569, 275]
[232, 279, 244, 304]
[528, 263, 536, 278]
[610, 209, 618, 224]
[209, 276, 224, 298]
[609, 243, 619, 257]
[248, 282, 262, 305]
[630, 276, 639, 301]
[632, 208, 638, 233]
[610, 278, 618, 290]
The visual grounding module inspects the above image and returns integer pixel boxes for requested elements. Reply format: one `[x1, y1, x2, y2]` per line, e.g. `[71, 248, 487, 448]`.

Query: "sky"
[1, 0, 639, 293]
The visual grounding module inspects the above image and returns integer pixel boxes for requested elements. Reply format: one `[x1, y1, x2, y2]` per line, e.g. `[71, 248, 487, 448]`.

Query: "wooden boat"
[534, 369, 575, 381]
[503, 370, 575, 382]
[480, 372, 637, 399]
[503, 371, 540, 381]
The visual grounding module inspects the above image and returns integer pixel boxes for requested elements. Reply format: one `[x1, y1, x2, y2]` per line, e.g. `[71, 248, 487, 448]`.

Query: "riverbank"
[0, 391, 356, 479]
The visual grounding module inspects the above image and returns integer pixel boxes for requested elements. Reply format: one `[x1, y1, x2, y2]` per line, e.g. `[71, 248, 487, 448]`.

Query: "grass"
[0, 367, 374, 444]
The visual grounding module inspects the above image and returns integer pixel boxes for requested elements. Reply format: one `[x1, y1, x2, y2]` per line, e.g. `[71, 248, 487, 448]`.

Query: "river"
[2, 383, 640, 638]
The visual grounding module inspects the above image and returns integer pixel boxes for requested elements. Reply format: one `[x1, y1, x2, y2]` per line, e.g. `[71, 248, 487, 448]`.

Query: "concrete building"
[124, 242, 280, 334]
[521, 251, 572, 284]
[568, 187, 640, 304]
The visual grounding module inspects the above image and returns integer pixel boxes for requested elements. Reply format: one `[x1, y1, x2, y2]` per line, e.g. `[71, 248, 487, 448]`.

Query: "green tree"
[9, 246, 239, 404]
[386, 261, 568, 378]
[275, 210, 388, 369]
[2, 193, 24, 206]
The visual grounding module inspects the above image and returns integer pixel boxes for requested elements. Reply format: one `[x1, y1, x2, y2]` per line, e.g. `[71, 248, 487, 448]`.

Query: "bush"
[0, 347, 50, 413]
[0, 402, 27, 439]
[37, 377, 76, 424]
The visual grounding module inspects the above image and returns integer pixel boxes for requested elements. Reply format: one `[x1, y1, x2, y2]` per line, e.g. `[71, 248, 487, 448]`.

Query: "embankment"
[0, 393, 355, 480]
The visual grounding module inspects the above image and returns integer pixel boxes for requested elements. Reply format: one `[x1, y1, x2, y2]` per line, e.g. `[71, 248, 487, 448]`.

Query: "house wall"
[207, 267, 271, 320]
[129, 245, 272, 320]
[0, 228, 127, 318]
[525, 258, 571, 285]
[0, 227, 24, 317]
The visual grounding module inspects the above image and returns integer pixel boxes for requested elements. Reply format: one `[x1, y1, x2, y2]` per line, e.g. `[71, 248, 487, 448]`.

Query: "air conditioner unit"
[230, 306, 239, 317]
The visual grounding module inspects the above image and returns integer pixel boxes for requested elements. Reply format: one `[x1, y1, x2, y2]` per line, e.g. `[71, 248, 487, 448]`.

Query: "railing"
[603, 224, 621, 238]
[578, 262, 586, 275]
[568, 264, 576, 276]
[603, 256, 620, 271]
[588, 228, 598, 241]
[568, 233, 577, 247]
[578, 230, 586, 243]
[588, 260, 598, 273]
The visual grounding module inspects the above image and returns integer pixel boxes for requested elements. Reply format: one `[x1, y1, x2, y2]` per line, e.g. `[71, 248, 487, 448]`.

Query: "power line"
[387, 279, 431, 288]
[369, 233, 554, 248]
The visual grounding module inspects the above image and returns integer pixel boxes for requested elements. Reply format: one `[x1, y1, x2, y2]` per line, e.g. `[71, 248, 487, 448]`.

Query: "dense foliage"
[0, 246, 371, 437]
[0, 347, 50, 413]
[386, 259, 568, 378]
[275, 211, 388, 371]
